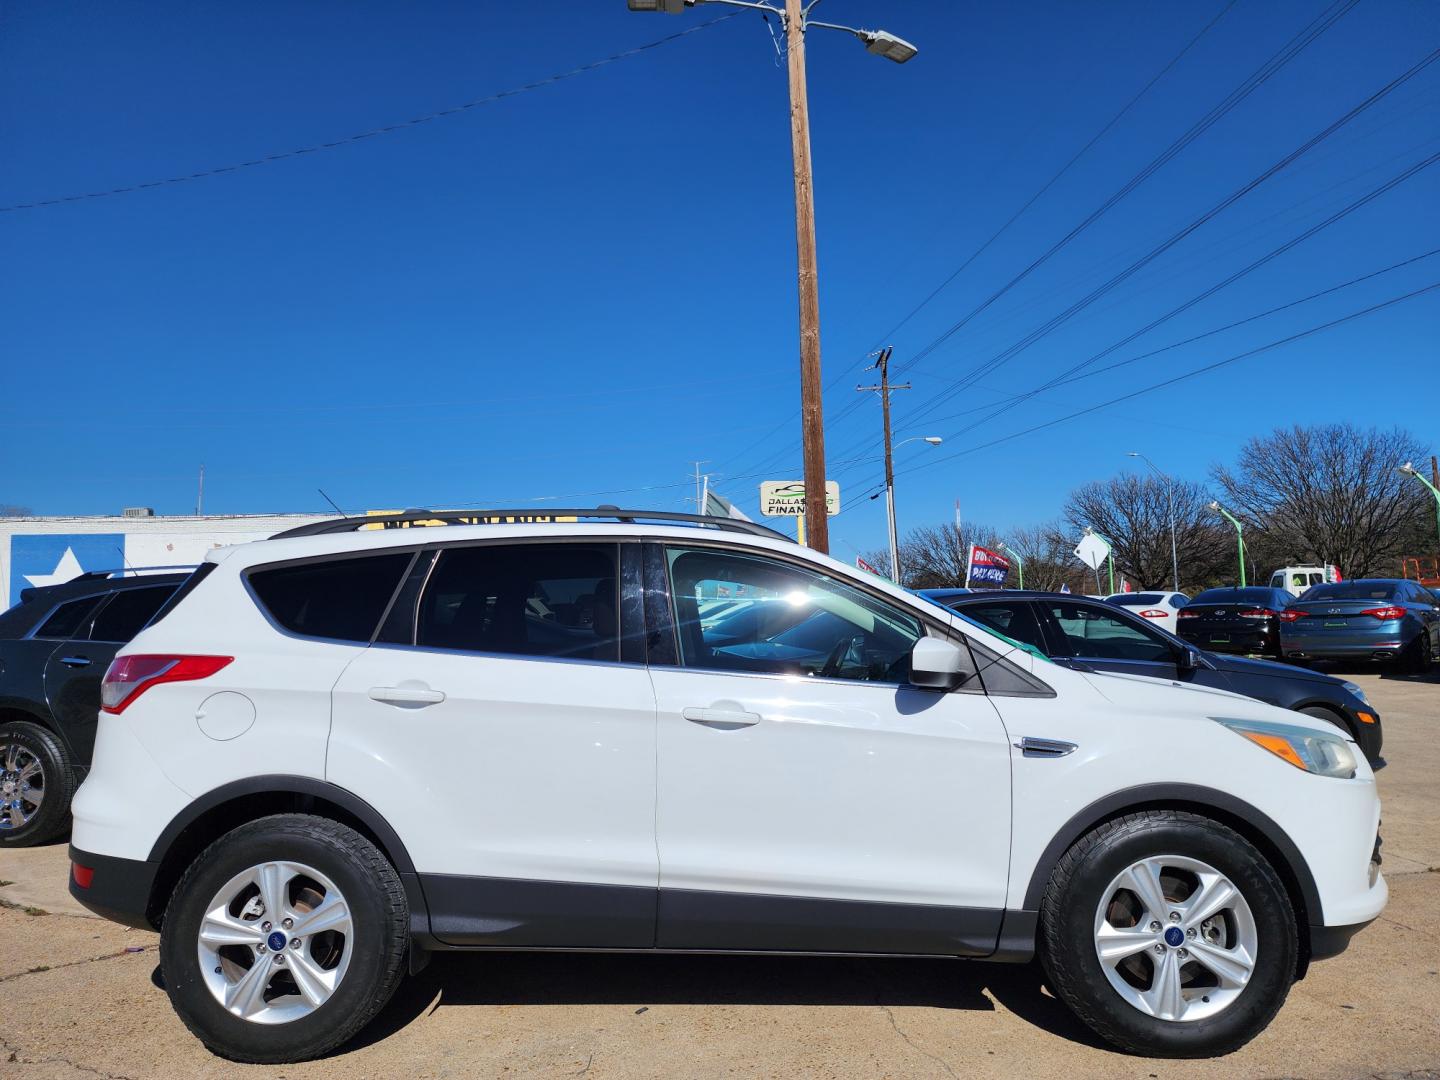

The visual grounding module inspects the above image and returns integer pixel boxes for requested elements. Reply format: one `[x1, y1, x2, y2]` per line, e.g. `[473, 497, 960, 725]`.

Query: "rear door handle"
[1015, 736, 1077, 758]
[59, 656, 92, 668]
[369, 685, 446, 707]
[682, 707, 761, 730]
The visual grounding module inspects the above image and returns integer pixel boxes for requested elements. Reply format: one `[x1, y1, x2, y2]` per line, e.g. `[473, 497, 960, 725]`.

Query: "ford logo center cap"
[1164, 926, 1185, 947]
[267, 930, 288, 952]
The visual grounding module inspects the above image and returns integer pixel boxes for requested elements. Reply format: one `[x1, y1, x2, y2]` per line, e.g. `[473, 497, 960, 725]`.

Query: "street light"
[1128, 451, 1180, 592]
[1398, 462, 1440, 548]
[883, 435, 942, 583]
[997, 540, 1024, 590]
[1209, 500, 1247, 587]
[627, 0, 917, 555]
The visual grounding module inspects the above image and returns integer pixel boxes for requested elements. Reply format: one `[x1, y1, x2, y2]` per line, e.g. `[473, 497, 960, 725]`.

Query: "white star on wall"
[24, 547, 86, 589]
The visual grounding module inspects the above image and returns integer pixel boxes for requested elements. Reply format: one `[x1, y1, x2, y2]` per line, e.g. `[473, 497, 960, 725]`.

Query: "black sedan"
[1174, 586, 1297, 659]
[918, 589, 1383, 765]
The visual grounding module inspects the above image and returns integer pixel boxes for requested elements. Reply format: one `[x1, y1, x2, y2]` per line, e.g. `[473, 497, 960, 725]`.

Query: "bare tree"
[862, 520, 1003, 589]
[0, 504, 32, 517]
[1211, 424, 1432, 579]
[1063, 474, 1230, 591]
[1001, 521, 1092, 593]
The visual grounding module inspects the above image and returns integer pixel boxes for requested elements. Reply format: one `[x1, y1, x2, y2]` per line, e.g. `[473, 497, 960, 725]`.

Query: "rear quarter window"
[90, 586, 179, 643]
[33, 596, 104, 640]
[248, 552, 414, 642]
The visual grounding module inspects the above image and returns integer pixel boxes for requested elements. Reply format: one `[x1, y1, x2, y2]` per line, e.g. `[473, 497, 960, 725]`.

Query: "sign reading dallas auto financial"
[759, 481, 840, 517]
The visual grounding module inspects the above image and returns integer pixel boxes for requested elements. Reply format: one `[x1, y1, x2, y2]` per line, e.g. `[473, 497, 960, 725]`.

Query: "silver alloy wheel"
[1093, 854, 1258, 1023]
[197, 860, 354, 1025]
[0, 742, 44, 831]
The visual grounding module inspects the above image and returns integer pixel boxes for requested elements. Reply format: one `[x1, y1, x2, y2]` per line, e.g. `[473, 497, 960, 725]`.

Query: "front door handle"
[59, 656, 92, 668]
[1015, 736, 1077, 758]
[682, 707, 761, 730]
[369, 685, 446, 707]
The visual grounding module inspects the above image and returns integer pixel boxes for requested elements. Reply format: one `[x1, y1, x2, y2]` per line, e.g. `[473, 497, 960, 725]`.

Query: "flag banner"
[856, 556, 879, 575]
[704, 491, 753, 522]
[966, 544, 1010, 588]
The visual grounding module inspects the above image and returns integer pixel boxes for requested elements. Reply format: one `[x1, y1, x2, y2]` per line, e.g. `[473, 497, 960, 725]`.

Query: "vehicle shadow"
[346, 950, 1111, 1054]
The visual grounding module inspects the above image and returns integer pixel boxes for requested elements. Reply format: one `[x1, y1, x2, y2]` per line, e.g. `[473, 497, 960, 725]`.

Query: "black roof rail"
[269, 507, 794, 543]
[71, 564, 200, 581]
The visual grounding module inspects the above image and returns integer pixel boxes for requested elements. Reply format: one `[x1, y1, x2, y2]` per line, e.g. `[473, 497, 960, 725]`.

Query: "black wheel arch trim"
[1021, 782, 1324, 926]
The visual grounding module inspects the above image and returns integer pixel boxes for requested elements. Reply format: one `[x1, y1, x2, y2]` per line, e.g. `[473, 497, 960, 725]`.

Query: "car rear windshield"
[248, 552, 414, 642]
[1190, 587, 1285, 606]
[1107, 593, 1166, 606]
[1299, 583, 1398, 602]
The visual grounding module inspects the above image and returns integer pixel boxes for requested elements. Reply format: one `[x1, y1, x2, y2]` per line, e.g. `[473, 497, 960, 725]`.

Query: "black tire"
[1402, 633, 1433, 675]
[159, 814, 409, 1063]
[0, 720, 77, 848]
[1039, 810, 1297, 1058]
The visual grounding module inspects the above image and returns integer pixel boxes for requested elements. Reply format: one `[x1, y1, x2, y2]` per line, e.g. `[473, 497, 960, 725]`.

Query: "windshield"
[1299, 582, 1398, 602]
[1192, 587, 1284, 605]
[949, 610, 1052, 663]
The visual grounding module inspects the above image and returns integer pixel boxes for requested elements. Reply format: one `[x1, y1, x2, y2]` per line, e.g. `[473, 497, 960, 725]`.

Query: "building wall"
[1, 515, 328, 607]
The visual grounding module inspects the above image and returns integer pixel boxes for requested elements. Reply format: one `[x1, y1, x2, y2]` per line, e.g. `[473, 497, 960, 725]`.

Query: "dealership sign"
[759, 481, 840, 517]
[966, 544, 1010, 588]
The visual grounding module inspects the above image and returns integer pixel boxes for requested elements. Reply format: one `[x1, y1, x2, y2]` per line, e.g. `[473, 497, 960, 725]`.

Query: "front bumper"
[68, 846, 159, 930]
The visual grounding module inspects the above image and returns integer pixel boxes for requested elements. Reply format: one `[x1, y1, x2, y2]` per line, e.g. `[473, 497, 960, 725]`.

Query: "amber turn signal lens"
[1240, 731, 1308, 770]
[1357, 711, 1377, 725]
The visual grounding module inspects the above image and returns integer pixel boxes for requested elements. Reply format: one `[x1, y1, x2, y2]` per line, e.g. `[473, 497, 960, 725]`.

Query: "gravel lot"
[2, 669, 1436, 1079]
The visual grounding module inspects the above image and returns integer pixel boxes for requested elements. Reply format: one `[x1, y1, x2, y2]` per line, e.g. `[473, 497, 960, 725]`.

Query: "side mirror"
[910, 637, 968, 690]
[1178, 646, 1201, 671]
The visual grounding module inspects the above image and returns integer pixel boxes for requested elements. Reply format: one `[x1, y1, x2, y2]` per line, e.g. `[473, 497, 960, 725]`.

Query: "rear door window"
[89, 586, 178, 643]
[33, 596, 103, 640]
[955, 601, 1049, 655]
[415, 543, 621, 662]
[249, 553, 413, 642]
[1042, 602, 1173, 662]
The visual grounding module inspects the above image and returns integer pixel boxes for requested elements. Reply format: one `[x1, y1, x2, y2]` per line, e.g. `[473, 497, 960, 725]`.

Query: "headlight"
[1341, 680, 1368, 704]
[1214, 717, 1357, 779]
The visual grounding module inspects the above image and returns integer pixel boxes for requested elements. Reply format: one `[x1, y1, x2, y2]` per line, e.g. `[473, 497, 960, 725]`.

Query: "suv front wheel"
[1039, 809, 1297, 1057]
[159, 814, 409, 1063]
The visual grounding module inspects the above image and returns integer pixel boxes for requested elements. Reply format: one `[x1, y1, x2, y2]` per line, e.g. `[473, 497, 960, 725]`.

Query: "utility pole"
[857, 346, 911, 582]
[692, 460, 711, 513]
[196, 464, 205, 517]
[785, 0, 829, 554]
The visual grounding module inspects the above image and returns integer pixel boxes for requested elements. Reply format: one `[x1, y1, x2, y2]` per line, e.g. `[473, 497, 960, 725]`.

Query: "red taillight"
[1177, 610, 1198, 619]
[100, 654, 233, 714]
[1278, 610, 1307, 622]
[1138, 609, 1168, 618]
[1238, 608, 1279, 619]
[72, 863, 94, 889]
[1361, 606, 1406, 620]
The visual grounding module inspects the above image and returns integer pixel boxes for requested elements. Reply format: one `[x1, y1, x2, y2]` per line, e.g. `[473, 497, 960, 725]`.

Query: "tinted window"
[90, 586, 177, 643]
[1301, 583, 1398, 602]
[1191, 587, 1287, 606]
[1268, 572, 1284, 588]
[34, 596, 103, 640]
[250, 553, 412, 642]
[1044, 602, 1173, 662]
[666, 547, 923, 683]
[416, 543, 619, 661]
[1107, 593, 1166, 607]
[955, 602, 1049, 654]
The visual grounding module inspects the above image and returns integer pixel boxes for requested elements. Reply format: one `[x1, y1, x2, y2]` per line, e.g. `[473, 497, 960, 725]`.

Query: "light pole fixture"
[1209, 500, 1247, 588]
[1399, 461, 1440, 548]
[878, 433, 941, 583]
[997, 541, 1024, 590]
[627, 0, 917, 555]
[1128, 451, 1180, 592]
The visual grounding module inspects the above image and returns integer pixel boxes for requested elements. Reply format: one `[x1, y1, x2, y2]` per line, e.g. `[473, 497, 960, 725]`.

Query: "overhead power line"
[0, 14, 738, 214]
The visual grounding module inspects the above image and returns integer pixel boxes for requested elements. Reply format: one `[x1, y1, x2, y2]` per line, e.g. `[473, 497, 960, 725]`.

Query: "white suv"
[67, 510, 1386, 1063]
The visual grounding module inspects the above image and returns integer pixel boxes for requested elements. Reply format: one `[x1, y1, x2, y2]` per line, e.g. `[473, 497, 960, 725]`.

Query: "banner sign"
[856, 556, 879, 575]
[965, 544, 1010, 588]
[759, 481, 840, 517]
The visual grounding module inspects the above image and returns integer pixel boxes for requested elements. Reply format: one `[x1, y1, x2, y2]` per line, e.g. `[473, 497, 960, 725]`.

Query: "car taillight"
[1138, 609, 1167, 618]
[1238, 608, 1279, 619]
[1278, 610, 1307, 622]
[1361, 606, 1406, 620]
[100, 654, 233, 714]
[1177, 610, 1198, 619]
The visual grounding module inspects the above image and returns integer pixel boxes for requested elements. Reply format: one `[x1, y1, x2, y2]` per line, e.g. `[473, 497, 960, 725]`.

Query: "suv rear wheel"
[1039, 810, 1296, 1057]
[159, 814, 409, 1063]
[0, 720, 76, 848]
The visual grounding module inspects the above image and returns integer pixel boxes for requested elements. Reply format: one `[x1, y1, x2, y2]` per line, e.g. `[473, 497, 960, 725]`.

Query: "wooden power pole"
[785, 0, 829, 554]
[857, 347, 911, 580]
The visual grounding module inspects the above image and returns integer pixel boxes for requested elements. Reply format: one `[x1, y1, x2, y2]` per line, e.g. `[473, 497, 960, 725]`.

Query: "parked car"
[1282, 579, 1440, 672]
[0, 569, 187, 846]
[1175, 587, 1297, 659]
[69, 509, 1385, 1063]
[922, 589, 1382, 765]
[1103, 590, 1189, 633]
[1268, 565, 1341, 598]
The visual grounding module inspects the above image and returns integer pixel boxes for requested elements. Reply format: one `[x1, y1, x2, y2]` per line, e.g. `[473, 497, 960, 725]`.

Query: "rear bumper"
[68, 845, 159, 930]
[1178, 628, 1278, 655]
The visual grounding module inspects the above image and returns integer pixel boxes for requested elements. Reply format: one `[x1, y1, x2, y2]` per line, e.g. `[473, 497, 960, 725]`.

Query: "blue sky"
[2, 0, 1436, 559]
